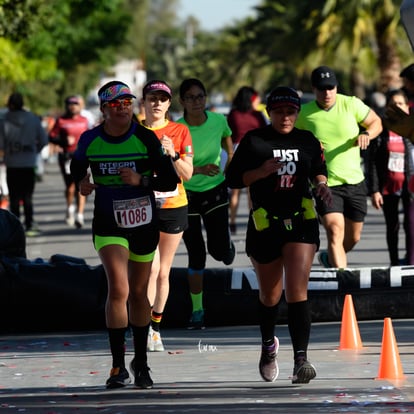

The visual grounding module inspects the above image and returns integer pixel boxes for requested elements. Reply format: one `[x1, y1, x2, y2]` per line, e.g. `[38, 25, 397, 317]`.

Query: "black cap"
[311, 66, 338, 89]
[400, 63, 414, 82]
[266, 87, 301, 112]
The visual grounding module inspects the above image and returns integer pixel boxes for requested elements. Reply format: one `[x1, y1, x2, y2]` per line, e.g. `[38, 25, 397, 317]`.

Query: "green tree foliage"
[0, 0, 50, 41]
[174, 24, 272, 101]
[139, 0, 185, 82]
[0, 0, 132, 112]
[121, 0, 150, 61]
[44, 0, 131, 70]
[175, 0, 409, 100]
[298, 0, 405, 95]
[0, 0, 411, 113]
[230, 0, 409, 96]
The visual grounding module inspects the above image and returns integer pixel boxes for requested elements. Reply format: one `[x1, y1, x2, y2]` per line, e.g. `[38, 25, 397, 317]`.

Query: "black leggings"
[382, 193, 414, 265]
[7, 167, 35, 229]
[183, 183, 231, 270]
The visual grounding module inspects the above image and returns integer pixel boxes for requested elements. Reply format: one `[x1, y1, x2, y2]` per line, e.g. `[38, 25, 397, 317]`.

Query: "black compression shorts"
[246, 216, 320, 264]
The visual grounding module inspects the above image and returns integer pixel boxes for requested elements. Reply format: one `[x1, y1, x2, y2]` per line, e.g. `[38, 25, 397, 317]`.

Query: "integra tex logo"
[99, 161, 136, 174]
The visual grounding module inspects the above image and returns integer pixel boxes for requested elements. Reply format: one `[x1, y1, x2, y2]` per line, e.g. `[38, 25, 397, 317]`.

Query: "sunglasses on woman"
[104, 98, 134, 108]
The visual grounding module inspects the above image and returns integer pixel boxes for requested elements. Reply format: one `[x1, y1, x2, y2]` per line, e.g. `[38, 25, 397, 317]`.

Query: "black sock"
[288, 300, 311, 360]
[131, 324, 150, 366]
[258, 299, 279, 346]
[108, 327, 128, 368]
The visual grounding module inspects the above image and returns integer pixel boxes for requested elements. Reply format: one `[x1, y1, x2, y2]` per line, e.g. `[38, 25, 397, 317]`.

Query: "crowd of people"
[1, 62, 414, 389]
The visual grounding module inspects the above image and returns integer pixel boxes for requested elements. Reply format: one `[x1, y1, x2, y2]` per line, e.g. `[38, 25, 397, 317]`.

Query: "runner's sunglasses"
[104, 98, 134, 108]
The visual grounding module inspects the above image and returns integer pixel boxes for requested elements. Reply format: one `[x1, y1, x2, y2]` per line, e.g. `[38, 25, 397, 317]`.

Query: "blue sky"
[177, 0, 260, 31]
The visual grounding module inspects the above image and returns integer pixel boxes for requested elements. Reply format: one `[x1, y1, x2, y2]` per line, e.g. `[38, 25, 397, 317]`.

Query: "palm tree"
[233, 0, 408, 96]
[305, 0, 404, 95]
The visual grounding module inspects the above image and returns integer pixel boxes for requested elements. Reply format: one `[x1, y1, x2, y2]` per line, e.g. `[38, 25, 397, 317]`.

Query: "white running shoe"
[147, 326, 165, 352]
[66, 206, 75, 226]
[75, 213, 84, 229]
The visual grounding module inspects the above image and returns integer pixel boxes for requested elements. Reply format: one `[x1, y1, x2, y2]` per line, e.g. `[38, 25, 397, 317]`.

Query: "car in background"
[208, 103, 231, 116]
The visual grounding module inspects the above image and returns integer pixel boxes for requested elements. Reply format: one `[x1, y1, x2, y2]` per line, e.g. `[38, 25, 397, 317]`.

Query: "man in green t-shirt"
[296, 66, 382, 268]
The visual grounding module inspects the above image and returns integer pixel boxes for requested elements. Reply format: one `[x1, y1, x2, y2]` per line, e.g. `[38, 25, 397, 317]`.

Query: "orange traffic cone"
[339, 294, 363, 350]
[376, 318, 405, 380]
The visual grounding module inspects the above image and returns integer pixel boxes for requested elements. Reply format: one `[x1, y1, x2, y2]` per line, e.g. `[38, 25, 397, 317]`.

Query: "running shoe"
[259, 336, 279, 382]
[66, 208, 75, 226]
[105, 367, 131, 389]
[187, 309, 205, 330]
[75, 213, 84, 229]
[129, 358, 153, 389]
[147, 326, 165, 352]
[223, 241, 236, 265]
[292, 356, 317, 384]
[317, 251, 331, 268]
[25, 227, 41, 237]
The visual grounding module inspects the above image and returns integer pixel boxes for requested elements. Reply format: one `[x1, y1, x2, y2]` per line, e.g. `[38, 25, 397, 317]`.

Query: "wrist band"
[172, 152, 180, 162]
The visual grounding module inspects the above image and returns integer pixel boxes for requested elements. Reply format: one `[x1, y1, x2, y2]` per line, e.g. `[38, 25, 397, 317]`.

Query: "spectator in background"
[368, 89, 414, 265]
[49, 95, 89, 228]
[296, 65, 382, 269]
[176, 78, 235, 329]
[227, 86, 267, 234]
[0, 93, 48, 236]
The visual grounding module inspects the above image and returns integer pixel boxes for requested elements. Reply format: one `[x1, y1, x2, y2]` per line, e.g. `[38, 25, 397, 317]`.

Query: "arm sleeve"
[152, 155, 181, 191]
[225, 135, 251, 189]
[367, 137, 381, 194]
[144, 130, 181, 191]
[70, 157, 89, 184]
[70, 133, 89, 183]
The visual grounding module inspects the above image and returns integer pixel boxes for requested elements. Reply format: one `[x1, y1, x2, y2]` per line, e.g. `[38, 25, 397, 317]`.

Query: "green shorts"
[94, 232, 157, 263]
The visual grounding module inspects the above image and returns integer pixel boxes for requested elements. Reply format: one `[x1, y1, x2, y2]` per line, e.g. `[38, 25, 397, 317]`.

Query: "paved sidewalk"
[0, 321, 413, 413]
